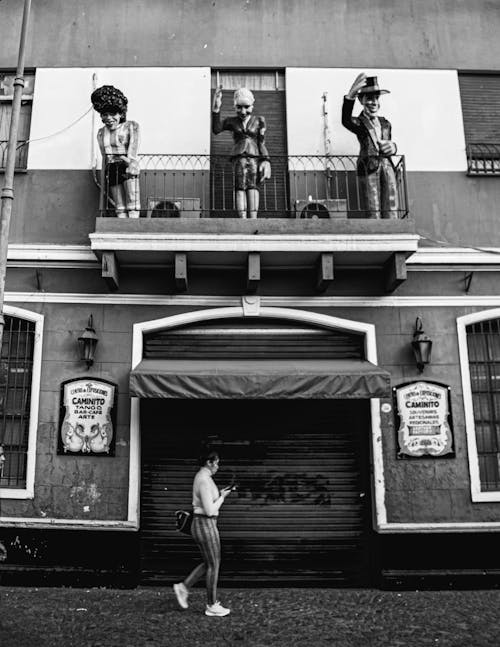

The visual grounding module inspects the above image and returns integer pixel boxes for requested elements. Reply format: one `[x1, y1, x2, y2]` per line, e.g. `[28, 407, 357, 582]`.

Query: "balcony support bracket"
[316, 252, 334, 293]
[102, 251, 119, 291]
[247, 252, 260, 294]
[384, 252, 407, 293]
[175, 253, 188, 292]
[464, 271, 474, 293]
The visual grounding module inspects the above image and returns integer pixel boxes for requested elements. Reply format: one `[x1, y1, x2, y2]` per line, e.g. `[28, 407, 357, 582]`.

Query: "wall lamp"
[411, 316, 433, 373]
[78, 315, 99, 369]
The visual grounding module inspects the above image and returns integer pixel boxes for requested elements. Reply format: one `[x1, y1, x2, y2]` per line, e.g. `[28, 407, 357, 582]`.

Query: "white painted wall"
[27, 68, 211, 169]
[27, 67, 467, 172]
[286, 68, 467, 172]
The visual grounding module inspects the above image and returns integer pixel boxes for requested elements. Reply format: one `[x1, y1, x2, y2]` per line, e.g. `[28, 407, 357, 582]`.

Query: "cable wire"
[418, 232, 500, 256]
[16, 106, 93, 148]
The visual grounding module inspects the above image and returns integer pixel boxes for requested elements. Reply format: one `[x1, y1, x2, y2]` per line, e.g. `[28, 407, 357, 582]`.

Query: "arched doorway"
[130, 307, 389, 585]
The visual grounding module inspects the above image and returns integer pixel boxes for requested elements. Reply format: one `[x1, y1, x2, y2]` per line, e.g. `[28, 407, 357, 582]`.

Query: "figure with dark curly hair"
[212, 86, 271, 219]
[91, 85, 141, 218]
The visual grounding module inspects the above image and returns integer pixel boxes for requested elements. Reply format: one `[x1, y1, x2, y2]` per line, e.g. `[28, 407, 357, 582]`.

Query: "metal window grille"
[466, 143, 500, 176]
[0, 315, 35, 488]
[466, 318, 500, 491]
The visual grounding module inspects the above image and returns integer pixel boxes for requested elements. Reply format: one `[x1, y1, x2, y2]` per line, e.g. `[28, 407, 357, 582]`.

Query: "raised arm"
[212, 84, 226, 135]
[342, 73, 368, 135]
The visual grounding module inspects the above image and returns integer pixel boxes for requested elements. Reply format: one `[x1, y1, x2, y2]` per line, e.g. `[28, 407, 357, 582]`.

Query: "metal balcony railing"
[0, 140, 29, 170]
[98, 154, 409, 219]
[466, 143, 500, 176]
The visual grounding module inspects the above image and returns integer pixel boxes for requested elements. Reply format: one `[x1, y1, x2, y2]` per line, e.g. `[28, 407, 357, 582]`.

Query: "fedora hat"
[357, 76, 390, 96]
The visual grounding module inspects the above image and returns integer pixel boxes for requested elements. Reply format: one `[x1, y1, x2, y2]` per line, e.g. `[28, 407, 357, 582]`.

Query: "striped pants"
[359, 159, 399, 219]
[183, 515, 221, 605]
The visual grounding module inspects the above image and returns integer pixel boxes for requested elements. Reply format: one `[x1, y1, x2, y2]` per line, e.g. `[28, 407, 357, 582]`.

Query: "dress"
[212, 112, 270, 190]
[341, 97, 399, 218]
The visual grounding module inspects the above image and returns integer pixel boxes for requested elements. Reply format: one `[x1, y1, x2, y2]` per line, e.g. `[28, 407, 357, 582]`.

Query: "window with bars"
[0, 315, 35, 489]
[466, 318, 500, 491]
[0, 71, 35, 170]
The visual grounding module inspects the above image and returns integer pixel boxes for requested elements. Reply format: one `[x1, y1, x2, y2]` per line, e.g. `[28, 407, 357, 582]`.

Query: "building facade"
[1, 0, 500, 587]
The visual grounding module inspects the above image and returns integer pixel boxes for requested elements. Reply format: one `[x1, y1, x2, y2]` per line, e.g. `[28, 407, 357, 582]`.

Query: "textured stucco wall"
[2, 300, 499, 527]
[1, 0, 499, 70]
[26, 67, 465, 172]
[8, 170, 500, 249]
[27, 68, 211, 169]
[0, 303, 133, 521]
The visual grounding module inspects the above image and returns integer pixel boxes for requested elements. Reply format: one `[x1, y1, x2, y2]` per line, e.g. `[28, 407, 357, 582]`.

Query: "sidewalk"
[1, 586, 499, 647]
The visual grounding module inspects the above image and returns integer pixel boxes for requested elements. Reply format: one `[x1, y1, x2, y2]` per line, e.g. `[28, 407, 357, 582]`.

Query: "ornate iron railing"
[98, 154, 409, 219]
[466, 143, 500, 176]
[0, 140, 29, 170]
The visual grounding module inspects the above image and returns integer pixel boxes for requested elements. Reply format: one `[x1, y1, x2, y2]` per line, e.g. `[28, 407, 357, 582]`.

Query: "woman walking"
[173, 448, 234, 617]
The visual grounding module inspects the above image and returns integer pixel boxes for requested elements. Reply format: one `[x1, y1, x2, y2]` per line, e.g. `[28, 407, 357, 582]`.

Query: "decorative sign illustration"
[393, 381, 454, 459]
[58, 379, 117, 456]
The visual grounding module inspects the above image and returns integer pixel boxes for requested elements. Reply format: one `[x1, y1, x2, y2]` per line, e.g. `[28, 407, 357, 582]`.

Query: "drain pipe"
[0, 0, 32, 346]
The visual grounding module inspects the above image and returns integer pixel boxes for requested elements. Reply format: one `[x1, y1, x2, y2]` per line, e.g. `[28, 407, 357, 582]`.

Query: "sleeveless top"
[192, 467, 220, 516]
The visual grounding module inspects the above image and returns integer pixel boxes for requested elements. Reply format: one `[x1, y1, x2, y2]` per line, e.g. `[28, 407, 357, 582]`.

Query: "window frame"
[0, 305, 43, 500]
[0, 69, 35, 172]
[458, 72, 500, 177]
[458, 308, 500, 502]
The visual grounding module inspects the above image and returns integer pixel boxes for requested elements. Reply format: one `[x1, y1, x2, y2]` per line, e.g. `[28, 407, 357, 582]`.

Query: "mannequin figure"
[342, 73, 399, 219]
[91, 85, 140, 218]
[212, 86, 271, 219]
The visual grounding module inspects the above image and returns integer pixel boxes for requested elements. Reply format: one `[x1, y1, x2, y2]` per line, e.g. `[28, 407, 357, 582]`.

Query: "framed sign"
[58, 378, 117, 456]
[393, 381, 454, 459]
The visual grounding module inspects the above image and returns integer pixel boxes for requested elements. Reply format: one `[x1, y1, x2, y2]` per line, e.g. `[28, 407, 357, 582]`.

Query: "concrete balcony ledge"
[90, 217, 418, 265]
[89, 218, 417, 292]
[93, 216, 415, 236]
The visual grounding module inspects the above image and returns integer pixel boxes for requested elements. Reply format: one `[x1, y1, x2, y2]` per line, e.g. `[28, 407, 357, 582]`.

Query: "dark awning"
[129, 358, 391, 399]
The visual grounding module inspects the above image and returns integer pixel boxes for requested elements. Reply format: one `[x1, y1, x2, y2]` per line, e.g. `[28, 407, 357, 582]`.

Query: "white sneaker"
[205, 601, 230, 617]
[173, 582, 189, 609]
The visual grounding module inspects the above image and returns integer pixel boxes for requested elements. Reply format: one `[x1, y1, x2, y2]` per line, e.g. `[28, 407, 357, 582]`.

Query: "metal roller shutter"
[139, 320, 373, 585]
[140, 398, 372, 586]
[143, 318, 364, 360]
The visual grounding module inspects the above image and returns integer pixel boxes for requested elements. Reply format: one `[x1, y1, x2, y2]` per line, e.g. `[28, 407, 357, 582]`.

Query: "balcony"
[90, 154, 418, 293]
[466, 143, 500, 176]
[97, 153, 409, 219]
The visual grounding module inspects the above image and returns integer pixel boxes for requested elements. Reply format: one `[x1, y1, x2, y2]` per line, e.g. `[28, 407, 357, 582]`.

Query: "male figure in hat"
[342, 73, 399, 219]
